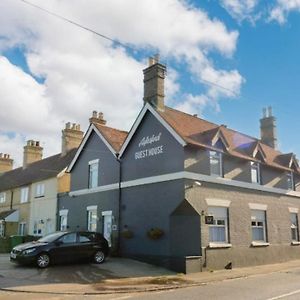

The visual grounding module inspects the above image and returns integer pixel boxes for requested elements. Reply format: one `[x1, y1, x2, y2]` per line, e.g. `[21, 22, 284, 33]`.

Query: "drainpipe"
[116, 154, 122, 256]
[10, 190, 13, 210]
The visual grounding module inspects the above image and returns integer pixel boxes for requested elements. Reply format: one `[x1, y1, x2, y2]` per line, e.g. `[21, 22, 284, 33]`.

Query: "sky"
[1, 0, 300, 167]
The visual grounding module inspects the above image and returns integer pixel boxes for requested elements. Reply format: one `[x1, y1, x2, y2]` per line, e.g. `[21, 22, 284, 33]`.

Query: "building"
[0, 123, 83, 237]
[59, 57, 300, 273]
[58, 112, 127, 252]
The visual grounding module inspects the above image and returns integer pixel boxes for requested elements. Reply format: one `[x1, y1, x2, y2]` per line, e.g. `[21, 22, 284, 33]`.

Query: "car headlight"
[23, 248, 36, 255]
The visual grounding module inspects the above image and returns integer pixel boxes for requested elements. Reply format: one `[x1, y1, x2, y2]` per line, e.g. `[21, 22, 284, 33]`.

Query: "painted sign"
[135, 132, 164, 160]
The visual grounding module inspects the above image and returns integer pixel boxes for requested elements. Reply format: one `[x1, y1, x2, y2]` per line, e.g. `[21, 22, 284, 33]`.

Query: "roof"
[0, 148, 77, 192]
[158, 106, 300, 173]
[93, 123, 128, 152]
[0, 209, 16, 220]
[67, 123, 128, 172]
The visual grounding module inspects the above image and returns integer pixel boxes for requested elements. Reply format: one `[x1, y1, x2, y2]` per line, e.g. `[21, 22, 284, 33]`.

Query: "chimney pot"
[92, 111, 97, 118]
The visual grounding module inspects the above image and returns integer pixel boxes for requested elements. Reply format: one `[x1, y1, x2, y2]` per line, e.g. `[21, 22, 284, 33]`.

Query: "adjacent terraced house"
[0, 123, 83, 238]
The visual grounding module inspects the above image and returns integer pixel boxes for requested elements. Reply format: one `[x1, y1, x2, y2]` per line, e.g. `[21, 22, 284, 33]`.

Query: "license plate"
[10, 253, 16, 259]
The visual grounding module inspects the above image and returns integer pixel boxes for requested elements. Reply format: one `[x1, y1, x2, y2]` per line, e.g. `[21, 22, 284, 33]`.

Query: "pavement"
[2, 254, 300, 295]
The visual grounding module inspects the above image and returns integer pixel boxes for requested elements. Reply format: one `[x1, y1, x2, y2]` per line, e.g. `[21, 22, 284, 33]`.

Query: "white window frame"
[209, 151, 223, 177]
[251, 209, 267, 243]
[208, 206, 229, 244]
[35, 183, 45, 197]
[88, 159, 99, 189]
[20, 187, 29, 203]
[0, 192, 6, 203]
[18, 222, 26, 236]
[290, 212, 299, 242]
[87, 206, 97, 232]
[287, 172, 295, 191]
[251, 162, 261, 184]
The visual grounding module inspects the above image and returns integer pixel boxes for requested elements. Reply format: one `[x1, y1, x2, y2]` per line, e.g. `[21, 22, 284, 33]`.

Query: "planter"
[147, 228, 164, 240]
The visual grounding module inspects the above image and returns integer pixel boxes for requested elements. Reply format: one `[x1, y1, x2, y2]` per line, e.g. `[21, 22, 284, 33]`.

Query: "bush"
[0, 237, 11, 253]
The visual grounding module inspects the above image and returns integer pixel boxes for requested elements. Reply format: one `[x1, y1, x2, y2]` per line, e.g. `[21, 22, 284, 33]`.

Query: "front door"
[102, 211, 112, 247]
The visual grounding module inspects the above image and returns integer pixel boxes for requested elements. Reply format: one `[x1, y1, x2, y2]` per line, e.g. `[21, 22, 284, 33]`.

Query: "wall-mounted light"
[185, 181, 202, 190]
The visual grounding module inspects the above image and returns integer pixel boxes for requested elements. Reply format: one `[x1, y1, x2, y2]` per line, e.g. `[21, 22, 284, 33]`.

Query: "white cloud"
[269, 0, 300, 24]
[220, 0, 259, 22]
[0, 0, 243, 166]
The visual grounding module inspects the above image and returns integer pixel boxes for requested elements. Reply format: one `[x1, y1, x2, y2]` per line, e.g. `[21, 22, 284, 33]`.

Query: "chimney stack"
[0, 153, 13, 174]
[89, 111, 107, 126]
[260, 106, 277, 149]
[23, 140, 43, 168]
[143, 54, 166, 111]
[61, 122, 83, 156]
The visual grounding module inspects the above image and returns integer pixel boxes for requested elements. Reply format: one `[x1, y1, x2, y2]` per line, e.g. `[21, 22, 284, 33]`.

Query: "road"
[3, 266, 300, 299]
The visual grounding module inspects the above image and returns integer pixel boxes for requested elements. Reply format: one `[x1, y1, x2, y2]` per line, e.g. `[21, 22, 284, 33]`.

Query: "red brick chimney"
[260, 106, 277, 149]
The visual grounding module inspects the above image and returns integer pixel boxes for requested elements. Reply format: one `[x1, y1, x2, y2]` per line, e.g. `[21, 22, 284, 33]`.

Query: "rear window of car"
[79, 232, 94, 243]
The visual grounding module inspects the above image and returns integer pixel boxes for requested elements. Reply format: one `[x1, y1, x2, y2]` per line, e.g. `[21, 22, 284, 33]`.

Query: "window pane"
[252, 227, 264, 241]
[210, 151, 222, 176]
[89, 163, 98, 188]
[209, 226, 226, 242]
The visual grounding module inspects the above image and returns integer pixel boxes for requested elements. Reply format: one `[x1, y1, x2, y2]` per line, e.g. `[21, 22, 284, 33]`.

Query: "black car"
[10, 231, 109, 268]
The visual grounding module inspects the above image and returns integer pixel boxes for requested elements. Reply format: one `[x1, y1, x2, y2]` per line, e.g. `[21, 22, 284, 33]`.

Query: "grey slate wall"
[70, 130, 120, 191]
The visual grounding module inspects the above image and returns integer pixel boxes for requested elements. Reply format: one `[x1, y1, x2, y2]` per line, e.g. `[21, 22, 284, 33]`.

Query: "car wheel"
[93, 250, 106, 264]
[36, 253, 50, 268]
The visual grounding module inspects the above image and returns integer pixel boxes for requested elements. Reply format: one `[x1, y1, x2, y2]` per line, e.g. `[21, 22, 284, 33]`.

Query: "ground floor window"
[87, 206, 97, 232]
[208, 206, 229, 243]
[0, 222, 5, 237]
[18, 222, 26, 236]
[290, 213, 299, 242]
[251, 209, 267, 242]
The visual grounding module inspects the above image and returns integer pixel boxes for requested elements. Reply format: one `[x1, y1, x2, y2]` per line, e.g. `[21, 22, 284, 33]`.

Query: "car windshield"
[38, 232, 66, 243]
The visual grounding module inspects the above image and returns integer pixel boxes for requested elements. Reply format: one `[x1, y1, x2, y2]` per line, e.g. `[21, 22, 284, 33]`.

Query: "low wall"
[204, 244, 300, 270]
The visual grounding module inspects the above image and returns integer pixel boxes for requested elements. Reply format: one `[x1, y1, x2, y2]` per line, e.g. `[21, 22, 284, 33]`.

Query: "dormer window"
[251, 162, 261, 184]
[209, 151, 223, 177]
[287, 172, 294, 191]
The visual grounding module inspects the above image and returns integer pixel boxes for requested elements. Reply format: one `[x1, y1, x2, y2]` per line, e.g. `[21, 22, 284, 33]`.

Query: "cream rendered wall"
[29, 177, 58, 236]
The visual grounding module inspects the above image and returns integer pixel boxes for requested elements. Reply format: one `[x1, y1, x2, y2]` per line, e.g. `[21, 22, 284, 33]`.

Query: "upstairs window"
[251, 210, 267, 242]
[88, 159, 99, 189]
[290, 213, 299, 242]
[35, 183, 45, 197]
[0, 192, 6, 203]
[251, 162, 261, 184]
[209, 151, 223, 177]
[20, 187, 29, 203]
[287, 172, 295, 191]
[208, 206, 229, 243]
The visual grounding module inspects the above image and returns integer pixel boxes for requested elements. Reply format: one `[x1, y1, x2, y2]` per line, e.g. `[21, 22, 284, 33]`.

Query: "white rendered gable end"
[118, 103, 186, 158]
[67, 124, 117, 172]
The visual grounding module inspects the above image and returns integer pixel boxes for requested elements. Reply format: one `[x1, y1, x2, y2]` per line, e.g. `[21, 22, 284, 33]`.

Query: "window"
[18, 223, 26, 236]
[251, 210, 267, 242]
[209, 151, 223, 177]
[287, 172, 295, 191]
[59, 232, 77, 244]
[208, 206, 229, 243]
[0, 192, 6, 203]
[79, 232, 92, 243]
[0, 222, 5, 237]
[290, 213, 299, 242]
[35, 183, 45, 197]
[88, 159, 99, 188]
[87, 207, 97, 232]
[20, 187, 29, 203]
[251, 162, 261, 184]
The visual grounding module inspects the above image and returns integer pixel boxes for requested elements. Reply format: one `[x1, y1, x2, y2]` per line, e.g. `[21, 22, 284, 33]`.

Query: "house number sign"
[135, 132, 164, 160]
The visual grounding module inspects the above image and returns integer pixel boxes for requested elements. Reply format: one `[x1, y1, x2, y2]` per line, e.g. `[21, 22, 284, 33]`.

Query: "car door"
[50, 232, 79, 264]
[77, 232, 95, 260]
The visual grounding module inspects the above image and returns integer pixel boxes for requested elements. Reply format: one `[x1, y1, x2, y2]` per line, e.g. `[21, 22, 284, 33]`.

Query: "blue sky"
[0, 0, 300, 166]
